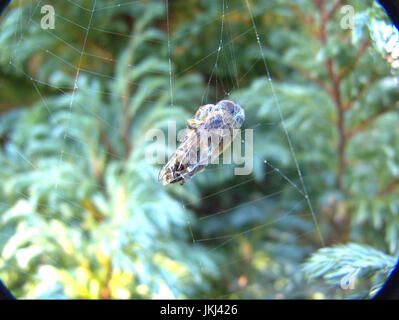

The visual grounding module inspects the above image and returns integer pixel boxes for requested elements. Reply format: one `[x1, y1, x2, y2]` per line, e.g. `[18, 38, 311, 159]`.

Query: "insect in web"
[158, 100, 245, 185]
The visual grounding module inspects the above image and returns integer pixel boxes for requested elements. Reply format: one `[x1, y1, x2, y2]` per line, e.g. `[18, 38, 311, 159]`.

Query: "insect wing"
[158, 129, 201, 185]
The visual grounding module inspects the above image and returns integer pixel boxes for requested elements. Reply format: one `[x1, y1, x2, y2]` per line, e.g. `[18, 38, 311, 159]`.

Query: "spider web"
[167, 0, 325, 298]
[0, 0, 328, 299]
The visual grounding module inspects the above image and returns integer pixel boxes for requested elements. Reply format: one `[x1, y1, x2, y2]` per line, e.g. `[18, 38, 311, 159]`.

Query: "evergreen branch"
[342, 74, 379, 112]
[326, 0, 348, 23]
[296, 66, 332, 96]
[346, 105, 398, 139]
[303, 243, 396, 296]
[315, 0, 347, 192]
[338, 39, 371, 83]
[378, 177, 399, 196]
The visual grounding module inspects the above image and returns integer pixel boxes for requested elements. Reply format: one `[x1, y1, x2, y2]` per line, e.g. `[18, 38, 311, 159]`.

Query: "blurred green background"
[0, 0, 398, 299]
